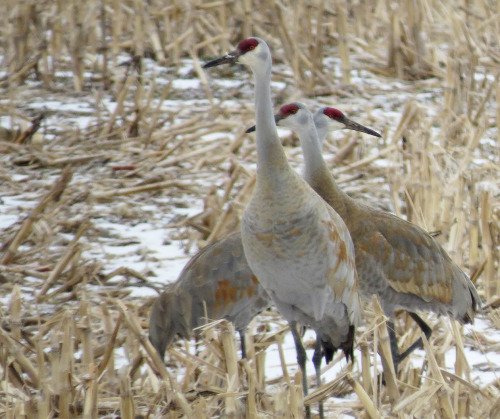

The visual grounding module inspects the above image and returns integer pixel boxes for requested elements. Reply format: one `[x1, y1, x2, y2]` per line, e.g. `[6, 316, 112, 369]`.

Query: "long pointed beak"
[245, 114, 283, 133]
[245, 124, 256, 133]
[203, 51, 240, 68]
[343, 117, 381, 137]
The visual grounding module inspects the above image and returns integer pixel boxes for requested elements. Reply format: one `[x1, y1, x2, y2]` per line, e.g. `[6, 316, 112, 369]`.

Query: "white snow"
[172, 79, 201, 90]
[2, 52, 498, 414]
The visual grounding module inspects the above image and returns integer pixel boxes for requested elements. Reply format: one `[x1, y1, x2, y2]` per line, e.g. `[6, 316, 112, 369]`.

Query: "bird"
[246, 102, 380, 382]
[204, 38, 361, 419]
[149, 231, 271, 361]
[149, 104, 381, 387]
[266, 102, 480, 373]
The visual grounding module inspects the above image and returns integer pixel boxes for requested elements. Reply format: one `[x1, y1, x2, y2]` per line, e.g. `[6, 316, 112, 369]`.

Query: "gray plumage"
[204, 39, 361, 419]
[149, 231, 271, 360]
[278, 102, 480, 368]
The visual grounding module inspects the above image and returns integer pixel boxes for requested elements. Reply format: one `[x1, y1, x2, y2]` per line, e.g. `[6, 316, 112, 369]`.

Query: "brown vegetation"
[1, 0, 499, 417]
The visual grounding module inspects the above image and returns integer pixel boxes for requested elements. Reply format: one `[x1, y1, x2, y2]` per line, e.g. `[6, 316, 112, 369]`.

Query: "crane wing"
[355, 211, 460, 304]
[176, 231, 270, 330]
[323, 207, 361, 325]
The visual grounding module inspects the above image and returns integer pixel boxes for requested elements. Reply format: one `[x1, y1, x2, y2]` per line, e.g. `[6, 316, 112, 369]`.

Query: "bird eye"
[238, 39, 259, 52]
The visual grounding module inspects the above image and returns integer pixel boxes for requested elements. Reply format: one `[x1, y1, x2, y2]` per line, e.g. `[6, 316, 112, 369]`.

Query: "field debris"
[1, 0, 499, 417]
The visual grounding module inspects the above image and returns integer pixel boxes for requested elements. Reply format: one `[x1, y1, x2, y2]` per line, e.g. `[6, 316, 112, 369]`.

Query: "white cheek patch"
[330, 121, 345, 131]
[298, 113, 308, 125]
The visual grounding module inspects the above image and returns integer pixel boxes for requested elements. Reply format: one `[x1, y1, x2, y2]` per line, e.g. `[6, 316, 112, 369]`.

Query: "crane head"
[274, 103, 311, 131]
[245, 103, 309, 133]
[203, 38, 265, 68]
[246, 104, 381, 140]
[314, 107, 381, 139]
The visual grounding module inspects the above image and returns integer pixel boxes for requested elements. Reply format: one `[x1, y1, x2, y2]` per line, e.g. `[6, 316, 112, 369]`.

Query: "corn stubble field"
[1, 0, 500, 417]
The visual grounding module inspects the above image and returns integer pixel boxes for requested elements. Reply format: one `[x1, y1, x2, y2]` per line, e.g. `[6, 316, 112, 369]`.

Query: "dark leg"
[290, 321, 310, 419]
[387, 313, 433, 372]
[398, 313, 432, 362]
[312, 335, 324, 419]
[239, 330, 247, 359]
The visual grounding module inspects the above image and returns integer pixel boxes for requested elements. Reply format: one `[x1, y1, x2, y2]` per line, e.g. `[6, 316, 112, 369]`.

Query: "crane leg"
[239, 330, 247, 359]
[398, 312, 432, 362]
[312, 335, 324, 419]
[290, 321, 310, 419]
[388, 313, 433, 372]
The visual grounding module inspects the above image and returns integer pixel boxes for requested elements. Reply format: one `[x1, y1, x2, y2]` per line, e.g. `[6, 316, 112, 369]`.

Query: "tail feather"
[320, 325, 355, 364]
[462, 278, 481, 324]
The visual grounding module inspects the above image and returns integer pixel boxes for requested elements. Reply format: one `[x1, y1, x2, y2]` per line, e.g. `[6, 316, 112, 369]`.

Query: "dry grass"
[1, 0, 500, 417]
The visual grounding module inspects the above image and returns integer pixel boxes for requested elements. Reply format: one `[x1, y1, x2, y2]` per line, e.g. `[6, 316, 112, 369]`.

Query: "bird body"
[149, 231, 271, 360]
[275, 102, 479, 367]
[231, 39, 360, 346]
[241, 106, 359, 335]
[312, 107, 479, 325]
[242, 172, 358, 346]
[204, 40, 361, 418]
[336, 199, 478, 321]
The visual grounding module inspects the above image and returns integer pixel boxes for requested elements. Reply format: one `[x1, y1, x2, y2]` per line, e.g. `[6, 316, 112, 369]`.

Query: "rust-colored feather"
[149, 231, 271, 360]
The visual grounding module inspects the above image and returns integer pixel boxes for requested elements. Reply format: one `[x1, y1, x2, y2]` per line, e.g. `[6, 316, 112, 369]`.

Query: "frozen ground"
[1, 52, 499, 416]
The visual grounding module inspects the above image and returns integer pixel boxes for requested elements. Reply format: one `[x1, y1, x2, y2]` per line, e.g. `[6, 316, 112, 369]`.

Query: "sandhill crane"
[271, 102, 480, 372]
[149, 231, 271, 360]
[150, 110, 385, 405]
[204, 39, 361, 418]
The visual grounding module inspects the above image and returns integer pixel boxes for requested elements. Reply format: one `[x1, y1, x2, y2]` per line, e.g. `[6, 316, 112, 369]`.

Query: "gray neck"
[314, 121, 327, 149]
[300, 123, 355, 220]
[253, 62, 290, 182]
[300, 119, 327, 184]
